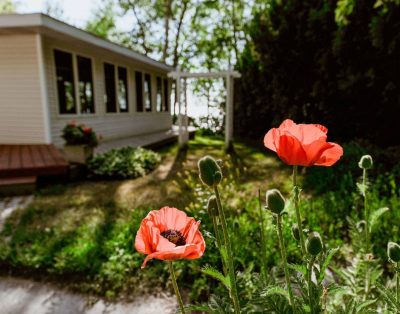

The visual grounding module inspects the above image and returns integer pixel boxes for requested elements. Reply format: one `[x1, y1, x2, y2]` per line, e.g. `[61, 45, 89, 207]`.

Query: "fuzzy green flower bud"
[207, 196, 219, 217]
[266, 189, 285, 215]
[291, 223, 301, 241]
[306, 232, 323, 256]
[387, 242, 400, 262]
[358, 155, 373, 169]
[198, 156, 222, 187]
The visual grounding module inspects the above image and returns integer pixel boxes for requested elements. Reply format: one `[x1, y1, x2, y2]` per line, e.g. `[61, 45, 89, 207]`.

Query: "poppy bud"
[207, 196, 219, 216]
[198, 156, 222, 187]
[291, 223, 300, 241]
[387, 242, 400, 262]
[306, 232, 323, 256]
[266, 189, 285, 215]
[358, 155, 373, 169]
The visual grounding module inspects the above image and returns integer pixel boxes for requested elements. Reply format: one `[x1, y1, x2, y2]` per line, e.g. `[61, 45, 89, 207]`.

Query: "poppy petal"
[314, 142, 343, 166]
[141, 243, 205, 268]
[313, 124, 328, 134]
[264, 128, 280, 152]
[277, 134, 308, 166]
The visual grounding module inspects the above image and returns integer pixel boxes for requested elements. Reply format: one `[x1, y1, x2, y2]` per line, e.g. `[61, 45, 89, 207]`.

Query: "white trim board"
[0, 13, 174, 72]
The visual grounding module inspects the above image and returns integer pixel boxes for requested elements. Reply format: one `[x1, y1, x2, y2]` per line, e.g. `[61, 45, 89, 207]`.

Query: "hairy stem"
[363, 168, 370, 252]
[276, 214, 295, 308]
[214, 186, 241, 314]
[293, 166, 306, 255]
[258, 189, 268, 284]
[397, 262, 399, 303]
[308, 256, 316, 314]
[211, 214, 227, 275]
[168, 261, 185, 314]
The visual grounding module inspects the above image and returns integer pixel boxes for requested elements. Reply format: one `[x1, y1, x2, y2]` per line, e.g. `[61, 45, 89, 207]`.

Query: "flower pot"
[63, 145, 94, 164]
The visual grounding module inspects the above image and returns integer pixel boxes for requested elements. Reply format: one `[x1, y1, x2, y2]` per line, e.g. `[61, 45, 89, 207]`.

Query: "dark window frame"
[54, 49, 77, 114]
[77, 55, 95, 114]
[117, 66, 129, 113]
[144, 73, 152, 112]
[156, 76, 163, 112]
[135, 71, 144, 112]
[163, 78, 169, 112]
[104, 62, 117, 113]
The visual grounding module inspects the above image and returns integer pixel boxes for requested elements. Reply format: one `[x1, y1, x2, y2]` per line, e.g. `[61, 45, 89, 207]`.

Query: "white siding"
[42, 37, 172, 147]
[0, 34, 46, 144]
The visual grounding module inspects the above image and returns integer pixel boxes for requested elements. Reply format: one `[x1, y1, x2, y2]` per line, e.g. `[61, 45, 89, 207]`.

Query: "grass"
[0, 134, 289, 299]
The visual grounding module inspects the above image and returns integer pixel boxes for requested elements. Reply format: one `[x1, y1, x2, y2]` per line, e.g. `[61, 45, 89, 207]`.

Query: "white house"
[0, 13, 174, 147]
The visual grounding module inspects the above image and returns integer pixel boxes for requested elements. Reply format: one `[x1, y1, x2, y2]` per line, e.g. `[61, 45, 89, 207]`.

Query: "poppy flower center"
[161, 229, 186, 246]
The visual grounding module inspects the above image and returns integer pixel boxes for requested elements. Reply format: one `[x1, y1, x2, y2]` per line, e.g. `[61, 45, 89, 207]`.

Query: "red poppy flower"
[264, 119, 343, 166]
[83, 127, 92, 134]
[135, 207, 206, 268]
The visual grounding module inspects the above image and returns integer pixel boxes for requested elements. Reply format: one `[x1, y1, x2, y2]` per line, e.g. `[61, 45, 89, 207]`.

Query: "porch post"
[183, 78, 189, 144]
[176, 67, 184, 146]
[225, 73, 234, 149]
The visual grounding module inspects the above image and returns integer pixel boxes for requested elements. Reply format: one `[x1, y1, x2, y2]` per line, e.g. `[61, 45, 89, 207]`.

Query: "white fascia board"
[0, 13, 175, 72]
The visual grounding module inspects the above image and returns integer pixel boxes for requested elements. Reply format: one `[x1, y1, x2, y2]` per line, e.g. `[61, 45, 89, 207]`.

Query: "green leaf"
[260, 286, 291, 303]
[318, 247, 340, 284]
[289, 263, 307, 276]
[182, 304, 213, 313]
[369, 207, 389, 232]
[356, 182, 366, 196]
[355, 299, 377, 312]
[202, 265, 231, 290]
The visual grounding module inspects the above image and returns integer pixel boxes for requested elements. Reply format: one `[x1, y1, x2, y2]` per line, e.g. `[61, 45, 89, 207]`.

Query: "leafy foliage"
[87, 147, 161, 179]
[235, 0, 400, 147]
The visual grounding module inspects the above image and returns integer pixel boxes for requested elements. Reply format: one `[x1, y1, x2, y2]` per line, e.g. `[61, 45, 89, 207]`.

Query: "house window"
[54, 50, 76, 114]
[163, 78, 169, 112]
[144, 74, 152, 112]
[118, 67, 128, 112]
[156, 77, 162, 112]
[77, 56, 95, 114]
[104, 63, 117, 113]
[135, 71, 143, 112]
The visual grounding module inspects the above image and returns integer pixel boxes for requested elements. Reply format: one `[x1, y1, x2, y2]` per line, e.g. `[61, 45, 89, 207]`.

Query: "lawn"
[0, 134, 291, 300]
[1, 134, 399, 310]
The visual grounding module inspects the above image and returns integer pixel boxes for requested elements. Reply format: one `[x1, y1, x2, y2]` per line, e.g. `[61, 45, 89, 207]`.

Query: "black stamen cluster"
[161, 229, 186, 246]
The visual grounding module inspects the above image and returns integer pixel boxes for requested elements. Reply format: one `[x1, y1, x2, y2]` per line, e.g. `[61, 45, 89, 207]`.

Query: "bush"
[87, 147, 161, 179]
[62, 121, 99, 147]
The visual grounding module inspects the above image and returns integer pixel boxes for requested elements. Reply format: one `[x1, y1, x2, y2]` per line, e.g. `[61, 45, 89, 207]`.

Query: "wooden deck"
[0, 144, 68, 178]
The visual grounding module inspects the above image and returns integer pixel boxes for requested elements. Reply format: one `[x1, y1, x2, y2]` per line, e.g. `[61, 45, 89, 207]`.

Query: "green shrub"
[87, 147, 161, 179]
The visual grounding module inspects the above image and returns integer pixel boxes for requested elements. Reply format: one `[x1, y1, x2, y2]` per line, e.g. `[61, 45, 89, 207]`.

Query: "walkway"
[0, 277, 177, 314]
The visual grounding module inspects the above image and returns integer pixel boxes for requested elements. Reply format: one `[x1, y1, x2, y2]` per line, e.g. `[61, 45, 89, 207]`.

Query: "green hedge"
[87, 147, 161, 179]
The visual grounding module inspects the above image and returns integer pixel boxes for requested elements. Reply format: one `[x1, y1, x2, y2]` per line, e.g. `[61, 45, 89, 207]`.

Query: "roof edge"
[0, 13, 175, 72]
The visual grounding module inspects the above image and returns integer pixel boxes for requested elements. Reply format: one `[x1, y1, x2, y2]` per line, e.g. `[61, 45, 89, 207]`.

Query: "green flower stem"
[397, 262, 399, 303]
[258, 189, 268, 284]
[307, 256, 316, 314]
[293, 166, 306, 255]
[211, 214, 227, 275]
[168, 261, 186, 314]
[276, 214, 295, 308]
[363, 168, 370, 252]
[214, 186, 241, 314]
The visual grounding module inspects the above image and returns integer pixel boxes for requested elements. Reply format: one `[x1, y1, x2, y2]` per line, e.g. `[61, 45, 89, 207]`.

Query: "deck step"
[0, 176, 37, 196]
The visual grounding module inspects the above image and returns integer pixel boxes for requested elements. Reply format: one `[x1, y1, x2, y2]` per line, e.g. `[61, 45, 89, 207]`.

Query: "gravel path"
[0, 277, 177, 314]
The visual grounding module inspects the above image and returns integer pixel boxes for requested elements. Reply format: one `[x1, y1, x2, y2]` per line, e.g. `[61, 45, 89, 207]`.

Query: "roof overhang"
[0, 13, 174, 72]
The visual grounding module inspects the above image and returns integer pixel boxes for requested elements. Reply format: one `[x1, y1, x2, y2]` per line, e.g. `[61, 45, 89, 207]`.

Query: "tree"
[85, 0, 118, 40]
[0, 0, 16, 13]
[235, 0, 400, 146]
